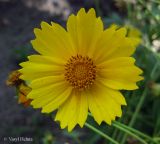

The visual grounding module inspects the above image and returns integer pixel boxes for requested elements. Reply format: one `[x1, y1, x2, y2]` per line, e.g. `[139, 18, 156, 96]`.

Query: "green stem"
[138, 0, 159, 24]
[111, 129, 119, 143]
[112, 122, 148, 144]
[127, 2, 132, 20]
[153, 137, 160, 141]
[120, 87, 148, 143]
[150, 61, 160, 80]
[113, 121, 155, 143]
[129, 88, 148, 126]
[94, 0, 101, 16]
[121, 59, 159, 143]
[84, 122, 119, 144]
[116, 91, 135, 141]
[88, 113, 152, 144]
[151, 0, 160, 4]
[126, 111, 153, 127]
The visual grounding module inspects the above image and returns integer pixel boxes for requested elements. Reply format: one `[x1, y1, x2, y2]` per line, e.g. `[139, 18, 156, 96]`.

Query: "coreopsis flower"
[126, 25, 141, 39]
[125, 25, 142, 48]
[17, 83, 32, 107]
[6, 70, 23, 86]
[19, 8, 143, 131]
[7, 70, 32, 107]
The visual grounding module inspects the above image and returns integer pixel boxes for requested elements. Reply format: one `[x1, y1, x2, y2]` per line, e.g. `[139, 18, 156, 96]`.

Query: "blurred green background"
[0, 0, 160, 144]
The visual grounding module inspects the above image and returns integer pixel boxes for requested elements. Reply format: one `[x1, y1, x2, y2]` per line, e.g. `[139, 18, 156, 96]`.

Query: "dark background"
[0, 0, 160, 144]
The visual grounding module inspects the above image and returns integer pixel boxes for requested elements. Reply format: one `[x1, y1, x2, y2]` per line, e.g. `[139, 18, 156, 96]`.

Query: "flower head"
[126, 25, 141, 39]
[19, 8, 143, 131]
[7, 70, 32, 107]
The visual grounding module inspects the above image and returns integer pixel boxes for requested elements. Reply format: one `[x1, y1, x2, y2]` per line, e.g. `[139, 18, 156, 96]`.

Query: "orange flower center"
[65, 55, 96, 90]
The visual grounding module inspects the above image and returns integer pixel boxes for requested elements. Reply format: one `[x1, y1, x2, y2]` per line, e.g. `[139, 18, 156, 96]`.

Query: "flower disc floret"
[64, 54, 96, 90]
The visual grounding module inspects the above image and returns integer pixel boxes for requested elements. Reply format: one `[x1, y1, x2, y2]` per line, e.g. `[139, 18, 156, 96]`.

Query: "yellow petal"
[127, 37, 141, 47]
[93, 27, 126, 63]
[41, 86, 72, 113]
[32, 21, 74, 59]
[92, 25, 140, 64]
[29, 75, 64, 89]
[19, 61, 64, 80]
[97, 57, 143, 90]
[67, 8, 103, 55]
[30, 82, 71, 111]
[27, 82, 66, 99]
[88, 82, 125, 125]
[28, 55, 66, 65]
[55, 90, 88, 131]
[127, 25, 141, 38]
[105, 37, 140, 60]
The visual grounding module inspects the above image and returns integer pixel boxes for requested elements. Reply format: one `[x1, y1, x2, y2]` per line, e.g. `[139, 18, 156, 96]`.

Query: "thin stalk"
[84, 122, 119, 144]
[111, 129, 119, 144]
[112, 122, 148, 144]
[126, 111, 153, 127]
[127, 2, 132, 20]
[153, 137, 160, 141]
[121, 60, 159, 143]
[116, 91, 136, 141]
[151, 0, 160, 4]
[129, 87, 148, 127]
[150, 61, 160, 80]
[111, 117, 126, 144]
[113, 121, 155, 143]
[88, 113, 150, 144]
[138, 0, 159, 24]
[94, 0, 101, 16]
[120, 87, 148, 144]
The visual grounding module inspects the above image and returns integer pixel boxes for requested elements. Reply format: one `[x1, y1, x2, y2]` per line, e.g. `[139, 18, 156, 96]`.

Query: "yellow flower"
[126, 25, 141, 38]
[122, 25, 141, 48]
[18, 83, 32, 107]
[19, 8, 143, 131]
[6, 70, 32, 107]
[6, 70, 22, 86]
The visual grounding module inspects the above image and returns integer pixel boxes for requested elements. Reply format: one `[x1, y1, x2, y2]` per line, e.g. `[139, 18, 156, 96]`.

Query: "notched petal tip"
[55, 118, 67, 130]
[122, 100, 127, 106]
[33, 28, 41, 34]
[19, 62, 27, 67]
[128, 37, 142, 47]
[139, 76, 144, 80]
[30, 39, 35, 45]
[51, 21, 56, 26]
[41, 108, 50, 114]
[19, 74, 24, 80]
[27, 55, 33, 60]
[61, 123, 67, 130]
[77, 8, 87, 19]
[68, 13, 75, 18]
[129, 57, 136, 63]
[106, 120, 112, 125]
[116, 27, 127, 37]
[67, 125, 74, 132]
[51, 21, 62, 28]
[87, 8, 96, 16]
[27, 92, 33, 99]
[112, 24, 119, 29]
[40, 21, 51, 29]
[96, 119, 103, 125]
[30, 39, 39, 50]
[78, 123, 84, 128]
[136, 67, 143, 75]
[30, 101, 37, 108]
[77, 8, 86, 15]
[132, 85, 139, 90]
